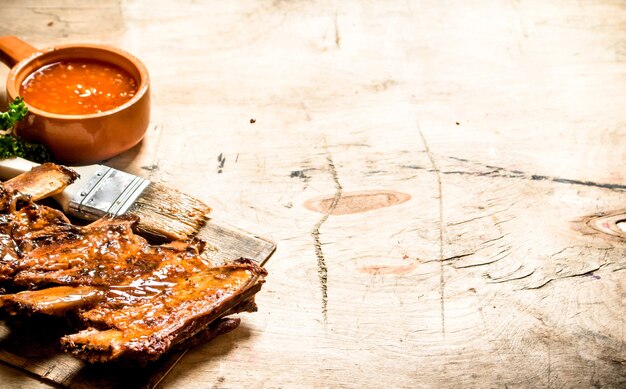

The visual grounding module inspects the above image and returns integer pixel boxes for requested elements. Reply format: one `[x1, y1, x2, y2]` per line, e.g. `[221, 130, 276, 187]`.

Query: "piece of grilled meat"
[0, 163, 267, 364]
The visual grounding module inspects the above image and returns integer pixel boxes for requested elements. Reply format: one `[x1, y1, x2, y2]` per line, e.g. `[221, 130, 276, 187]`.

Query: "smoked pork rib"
[0, 163, 267, 364]
[62, 258, 265, 363]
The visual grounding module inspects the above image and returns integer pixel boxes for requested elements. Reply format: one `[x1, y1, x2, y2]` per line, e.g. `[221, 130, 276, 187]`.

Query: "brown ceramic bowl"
[0, 36, 150, 165]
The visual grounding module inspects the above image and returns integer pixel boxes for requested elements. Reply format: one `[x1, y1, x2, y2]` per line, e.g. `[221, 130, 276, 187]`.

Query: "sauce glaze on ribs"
[0, 163, 267, 364]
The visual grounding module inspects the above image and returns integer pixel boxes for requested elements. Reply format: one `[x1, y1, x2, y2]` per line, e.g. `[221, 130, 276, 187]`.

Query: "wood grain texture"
[0, 0, 625, 388]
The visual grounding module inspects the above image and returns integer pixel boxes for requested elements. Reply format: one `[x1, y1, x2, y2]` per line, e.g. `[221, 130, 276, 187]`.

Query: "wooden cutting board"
[0, 219, 275, 389]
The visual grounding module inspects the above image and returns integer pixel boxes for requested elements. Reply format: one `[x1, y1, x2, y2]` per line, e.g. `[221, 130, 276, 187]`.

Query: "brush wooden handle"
[0, 157, 98, 213]
[0, 157, 40, 180]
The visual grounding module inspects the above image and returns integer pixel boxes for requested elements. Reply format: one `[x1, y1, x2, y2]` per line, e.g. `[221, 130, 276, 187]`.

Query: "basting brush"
[0, 157, 211, 241]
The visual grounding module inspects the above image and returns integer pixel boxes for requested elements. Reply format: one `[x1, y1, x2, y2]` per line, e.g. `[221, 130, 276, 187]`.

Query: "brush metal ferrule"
[68, 166, 150, 221]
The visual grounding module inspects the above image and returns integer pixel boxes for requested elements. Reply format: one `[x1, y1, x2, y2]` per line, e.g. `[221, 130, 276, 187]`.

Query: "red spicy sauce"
[20, 59, 138, 115]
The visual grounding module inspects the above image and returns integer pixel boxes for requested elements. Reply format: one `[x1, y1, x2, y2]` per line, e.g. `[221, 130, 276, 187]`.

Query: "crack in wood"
[290, 169, 312, 181]
[480, 234, 508, 246]
[311, 154, 342, 324]
[442, 252, 472, 261]
[141, 124, 165, 182]
[417, 125, 446, 339]
[447, 200, 521, 228]
[494, 217, 516, 227]
[548, 246, 572, 258]
[491, 248, 513, 262]
[29, 8, 68, 26]
[422, 252, 475, 263]
[447, 214, 493, 226]
[487, 269, 536, 284]
[217, 153, 226, 174]
[334, 12, 341, 49]
[441, 156, 626, 191]
[453, 257, 503, 269]
[524, 264, 605, 290]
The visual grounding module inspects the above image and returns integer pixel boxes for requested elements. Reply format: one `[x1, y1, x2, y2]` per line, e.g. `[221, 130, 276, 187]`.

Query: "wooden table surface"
[1, 1, 625, 388]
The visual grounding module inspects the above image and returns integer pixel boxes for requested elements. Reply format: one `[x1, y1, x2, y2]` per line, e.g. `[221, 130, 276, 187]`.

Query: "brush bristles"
[127, 182, 211, 242]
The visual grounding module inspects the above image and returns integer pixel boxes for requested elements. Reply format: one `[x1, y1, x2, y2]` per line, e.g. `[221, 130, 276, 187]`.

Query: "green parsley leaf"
[0, 97, 52, 163]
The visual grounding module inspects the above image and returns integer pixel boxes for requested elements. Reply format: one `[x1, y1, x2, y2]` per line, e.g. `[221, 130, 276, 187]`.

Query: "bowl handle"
[0, 36, 39, 68]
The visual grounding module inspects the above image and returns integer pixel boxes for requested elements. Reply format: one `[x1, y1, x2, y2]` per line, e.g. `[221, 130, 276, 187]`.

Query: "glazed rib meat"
[0, 163, 267, 364]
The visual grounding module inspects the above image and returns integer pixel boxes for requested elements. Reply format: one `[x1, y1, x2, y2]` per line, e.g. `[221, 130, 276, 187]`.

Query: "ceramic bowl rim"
[6, 43, 149, 120]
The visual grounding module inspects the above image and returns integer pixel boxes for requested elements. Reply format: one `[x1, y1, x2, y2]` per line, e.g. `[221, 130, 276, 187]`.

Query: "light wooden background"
[1, 0, 625, 388]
